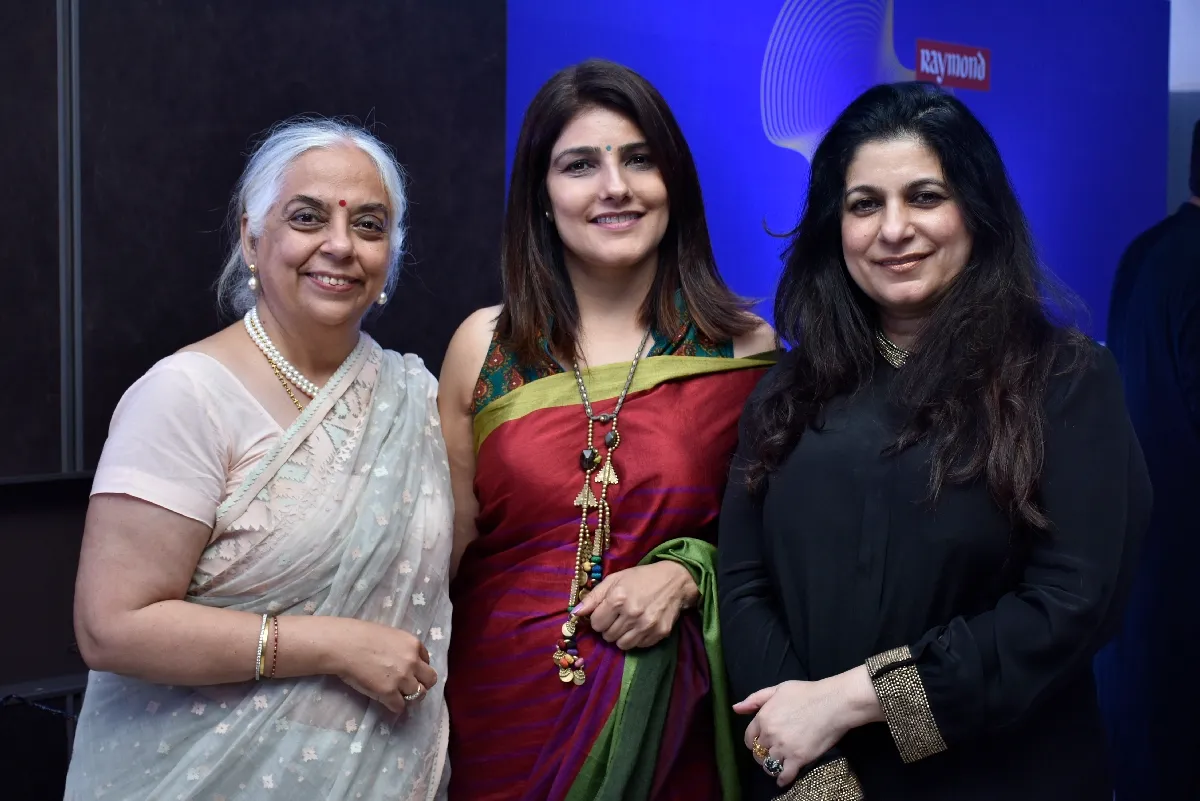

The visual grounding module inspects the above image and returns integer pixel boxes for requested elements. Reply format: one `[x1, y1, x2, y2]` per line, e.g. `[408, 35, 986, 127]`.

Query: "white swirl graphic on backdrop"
[761, 0, 914, 159]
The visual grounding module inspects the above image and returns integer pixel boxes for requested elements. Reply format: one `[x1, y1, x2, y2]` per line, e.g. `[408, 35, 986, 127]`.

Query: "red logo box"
[916, 39, 992, 91]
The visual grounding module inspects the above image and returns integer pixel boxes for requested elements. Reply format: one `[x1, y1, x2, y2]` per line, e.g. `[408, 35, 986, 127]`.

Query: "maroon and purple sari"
[445, 324, 773, 801]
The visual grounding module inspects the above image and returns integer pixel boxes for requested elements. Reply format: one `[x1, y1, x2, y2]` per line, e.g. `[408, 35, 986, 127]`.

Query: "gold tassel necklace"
[552, 328, 652, 686]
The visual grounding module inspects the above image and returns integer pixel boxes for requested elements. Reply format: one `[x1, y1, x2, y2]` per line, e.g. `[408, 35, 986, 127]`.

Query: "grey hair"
[216, 116, 407, 317]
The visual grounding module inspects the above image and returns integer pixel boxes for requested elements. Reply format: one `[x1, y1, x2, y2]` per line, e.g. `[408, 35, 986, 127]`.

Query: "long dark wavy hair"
[745, 82, 1085, 531]
[495, 59, 756, 365]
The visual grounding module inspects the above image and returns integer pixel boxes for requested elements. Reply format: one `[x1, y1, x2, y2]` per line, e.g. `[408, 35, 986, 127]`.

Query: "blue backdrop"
[507, 0, 1170, 338]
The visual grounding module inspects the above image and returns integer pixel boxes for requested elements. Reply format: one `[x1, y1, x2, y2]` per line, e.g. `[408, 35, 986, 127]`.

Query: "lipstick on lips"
[875, 252, 931, 274]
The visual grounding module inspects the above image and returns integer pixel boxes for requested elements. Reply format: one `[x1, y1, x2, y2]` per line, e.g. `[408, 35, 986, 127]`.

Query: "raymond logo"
[916, 39, 991, 91]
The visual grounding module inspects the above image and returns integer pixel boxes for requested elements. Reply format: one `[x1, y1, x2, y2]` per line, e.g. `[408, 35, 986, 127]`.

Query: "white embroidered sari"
[65, 339, 453, 801]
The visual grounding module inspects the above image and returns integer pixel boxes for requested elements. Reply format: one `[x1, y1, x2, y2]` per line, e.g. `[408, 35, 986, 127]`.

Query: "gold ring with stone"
[752, 737, 770, 761]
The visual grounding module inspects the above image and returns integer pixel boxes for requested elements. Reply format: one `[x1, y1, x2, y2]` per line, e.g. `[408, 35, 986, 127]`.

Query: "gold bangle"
[255, 613, 269, 680]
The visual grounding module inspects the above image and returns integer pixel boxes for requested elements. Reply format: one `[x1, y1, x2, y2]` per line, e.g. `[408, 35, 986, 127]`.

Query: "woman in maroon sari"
[438, 60, 777, 800]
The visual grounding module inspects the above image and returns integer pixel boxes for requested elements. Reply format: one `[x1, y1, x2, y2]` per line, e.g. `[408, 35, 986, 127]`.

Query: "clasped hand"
[572, 561, 698, 650]
[335, 619, 437, 716]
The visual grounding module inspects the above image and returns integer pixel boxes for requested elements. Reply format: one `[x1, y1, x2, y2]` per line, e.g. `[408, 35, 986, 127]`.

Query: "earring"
[544, 211, 551, 220]
[377, 291, 388, 306]
[247, 263, 259, 293]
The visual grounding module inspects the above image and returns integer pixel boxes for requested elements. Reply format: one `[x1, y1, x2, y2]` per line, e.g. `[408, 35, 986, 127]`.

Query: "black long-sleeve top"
[718, 341, 1152, 800]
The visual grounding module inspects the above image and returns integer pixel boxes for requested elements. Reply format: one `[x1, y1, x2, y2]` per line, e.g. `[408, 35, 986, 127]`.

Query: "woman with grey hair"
[64, 117, 453, 800]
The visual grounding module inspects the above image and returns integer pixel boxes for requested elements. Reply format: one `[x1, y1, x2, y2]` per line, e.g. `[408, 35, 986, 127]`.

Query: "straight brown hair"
[496, 59, 756, 365]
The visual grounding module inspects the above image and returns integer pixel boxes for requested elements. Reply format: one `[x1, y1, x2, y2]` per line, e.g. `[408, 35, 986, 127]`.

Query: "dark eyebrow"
[354, 202, 390, 219]
[551, 141, 651, 164]
[845, 178, 949, 197]
[553, 145, 601, 162]
[284, 194, 329, 210]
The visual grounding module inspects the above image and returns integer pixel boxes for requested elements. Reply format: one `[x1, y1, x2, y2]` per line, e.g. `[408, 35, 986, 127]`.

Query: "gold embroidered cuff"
[772, 757, 863, 801]
[865, 645, 947, 763]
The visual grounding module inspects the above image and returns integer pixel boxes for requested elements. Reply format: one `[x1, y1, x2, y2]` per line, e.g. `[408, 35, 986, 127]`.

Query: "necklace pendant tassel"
[555, 328, 651, 686]
[594, 461, 619, 486]
[574, 485, 599, 508]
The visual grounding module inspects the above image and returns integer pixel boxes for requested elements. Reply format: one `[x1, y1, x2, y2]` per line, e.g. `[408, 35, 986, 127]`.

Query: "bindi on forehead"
[339, 199, 347, 207]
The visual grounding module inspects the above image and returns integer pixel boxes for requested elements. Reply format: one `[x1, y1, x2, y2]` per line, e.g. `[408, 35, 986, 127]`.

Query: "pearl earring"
[247, 263, 259, 293]
[377, 291, 388, 306]
[545, 211, 551, 220]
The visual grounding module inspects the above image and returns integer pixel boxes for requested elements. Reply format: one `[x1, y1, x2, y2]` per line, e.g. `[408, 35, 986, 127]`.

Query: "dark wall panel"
[0, 479, 89, 687]
[0, 477, 89, 800]
[0, 0, 62, 477]
[79, 1, 506, 467]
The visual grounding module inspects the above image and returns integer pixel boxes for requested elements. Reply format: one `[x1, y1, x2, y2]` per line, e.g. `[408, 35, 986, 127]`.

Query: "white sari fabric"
[65, 340, 454, 801]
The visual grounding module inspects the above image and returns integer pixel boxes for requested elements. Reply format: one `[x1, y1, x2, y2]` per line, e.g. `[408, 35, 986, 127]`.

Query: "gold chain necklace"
[244, 320, 306, 412]
[266, 357, 305, 412]
[553, 328, 652, 686]
[875, 330, 911, 369]
[245, 308, 319, 397]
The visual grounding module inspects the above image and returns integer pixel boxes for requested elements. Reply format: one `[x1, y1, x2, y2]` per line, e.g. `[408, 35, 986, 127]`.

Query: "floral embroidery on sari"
[66, 340, 454, 801]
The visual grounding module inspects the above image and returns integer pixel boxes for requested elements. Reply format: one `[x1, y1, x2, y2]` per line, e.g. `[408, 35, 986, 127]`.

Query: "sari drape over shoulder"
[65, 339, 454, 801]
[447, 350, 773, 801]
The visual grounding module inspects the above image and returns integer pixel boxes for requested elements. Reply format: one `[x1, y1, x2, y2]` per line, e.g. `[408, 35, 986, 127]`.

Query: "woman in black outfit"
[717, 82, 1152, 800]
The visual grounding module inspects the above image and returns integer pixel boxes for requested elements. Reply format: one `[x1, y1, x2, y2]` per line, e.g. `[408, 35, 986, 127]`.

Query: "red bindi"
[338, 199, 347, 207]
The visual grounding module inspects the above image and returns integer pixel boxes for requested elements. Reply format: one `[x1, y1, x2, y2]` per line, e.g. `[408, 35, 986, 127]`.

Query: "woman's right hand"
[328, 618, 438, 714]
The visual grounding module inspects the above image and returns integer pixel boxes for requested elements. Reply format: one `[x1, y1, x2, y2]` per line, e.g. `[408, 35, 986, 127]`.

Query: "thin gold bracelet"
[268, 616, 280, 679]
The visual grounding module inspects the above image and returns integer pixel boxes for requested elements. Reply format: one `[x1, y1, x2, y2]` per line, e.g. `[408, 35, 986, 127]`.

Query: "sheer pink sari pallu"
[65, 341, 454, 801]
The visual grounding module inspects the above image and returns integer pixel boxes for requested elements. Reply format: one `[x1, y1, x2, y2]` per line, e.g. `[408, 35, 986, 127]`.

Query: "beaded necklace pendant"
[554, 330, 650, 686]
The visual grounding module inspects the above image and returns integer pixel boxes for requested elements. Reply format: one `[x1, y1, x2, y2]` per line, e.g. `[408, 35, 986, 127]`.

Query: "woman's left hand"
[735, 668, 883, 787]
[573, 561, 699, 650]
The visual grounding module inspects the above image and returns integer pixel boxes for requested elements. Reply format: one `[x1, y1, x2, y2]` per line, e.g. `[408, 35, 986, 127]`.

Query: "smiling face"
[840, 136, 973, 329]
[242, 144, 392, 330]
[543, 107, 669, 276]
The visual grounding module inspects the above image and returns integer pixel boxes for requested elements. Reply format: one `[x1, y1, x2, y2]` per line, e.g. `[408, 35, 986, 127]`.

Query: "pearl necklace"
[243, 308, 321, 398]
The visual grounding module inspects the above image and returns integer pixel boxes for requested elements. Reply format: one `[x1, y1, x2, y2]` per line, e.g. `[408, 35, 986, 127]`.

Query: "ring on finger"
[763, 756, 784, 778]
[403, 683, 426, 703]
[751, 737, 770, 761]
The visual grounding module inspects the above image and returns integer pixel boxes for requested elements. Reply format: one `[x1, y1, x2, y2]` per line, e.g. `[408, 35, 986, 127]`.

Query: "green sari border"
[563, 538, 740, 801]
[473, 352, 777, 453]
